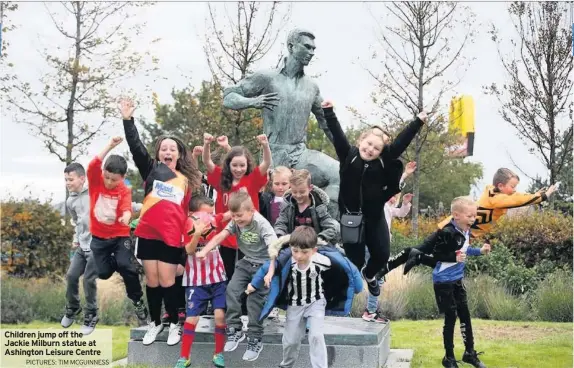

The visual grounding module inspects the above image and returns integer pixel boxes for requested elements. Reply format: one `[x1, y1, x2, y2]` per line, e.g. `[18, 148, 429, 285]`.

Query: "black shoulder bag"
[340, 163, 366, 245]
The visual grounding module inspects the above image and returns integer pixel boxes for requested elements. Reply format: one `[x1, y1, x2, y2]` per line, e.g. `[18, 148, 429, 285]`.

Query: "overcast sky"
[0, 1, 558, 204]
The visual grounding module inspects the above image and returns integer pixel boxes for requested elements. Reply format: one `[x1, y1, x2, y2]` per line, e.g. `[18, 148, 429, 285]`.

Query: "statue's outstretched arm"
[222, 72, 278, 111]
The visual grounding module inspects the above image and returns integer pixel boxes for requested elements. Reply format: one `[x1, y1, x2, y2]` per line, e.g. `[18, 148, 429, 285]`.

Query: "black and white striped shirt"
[288, 253, 331, 306]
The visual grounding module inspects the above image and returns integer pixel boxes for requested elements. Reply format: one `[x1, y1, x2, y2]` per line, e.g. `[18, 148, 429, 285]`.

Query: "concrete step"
[128, 316, 391, 368]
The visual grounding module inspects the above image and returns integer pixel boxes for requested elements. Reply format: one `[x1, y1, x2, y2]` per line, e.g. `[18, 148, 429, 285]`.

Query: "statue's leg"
[295, 149, 340, 220]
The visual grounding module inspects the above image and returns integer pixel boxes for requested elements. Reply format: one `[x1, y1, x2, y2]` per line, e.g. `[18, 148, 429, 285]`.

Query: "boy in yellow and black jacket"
[378, 168, 558, 277]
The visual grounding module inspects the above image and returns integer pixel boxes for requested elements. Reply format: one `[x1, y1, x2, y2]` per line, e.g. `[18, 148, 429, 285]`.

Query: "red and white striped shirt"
[183, 244, 227, 286]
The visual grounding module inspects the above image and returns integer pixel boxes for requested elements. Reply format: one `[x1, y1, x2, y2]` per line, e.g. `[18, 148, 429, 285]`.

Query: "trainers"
[224, 327, 245, 352]
[442, 356, 459, 368]
[361, 309, 377, 322]
[462, 350, 486, 368]
[61, 306, 82, 328]
[80, 313, 99, 335]
[361, 266, 380, 296]
[173, 357, 190, 368]
[374, 310, 390, 323]
[212, 352, 225, 367]
[133, 299, 149, 321]
[404, 249, 423, 275]
[242, 337, 263, 361]
[161, 312, 171, 326]
[142, 322, 164, 345]
[167, 322, 182, 346]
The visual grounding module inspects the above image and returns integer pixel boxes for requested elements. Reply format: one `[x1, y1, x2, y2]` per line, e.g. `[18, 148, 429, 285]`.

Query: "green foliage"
[0, 277, 34, 324]
[489, 211, 573, 268]
[1, 199, 74, 278]
[533, 268, 573, 322]
[146, 81, 262, 156]
[396, 127, 484, 209]
[465, 244, 539, 295]
[403, 274, 439, 320]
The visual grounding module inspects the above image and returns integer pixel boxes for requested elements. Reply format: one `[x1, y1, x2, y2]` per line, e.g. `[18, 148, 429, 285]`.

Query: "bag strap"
[343, 156, 367, 215]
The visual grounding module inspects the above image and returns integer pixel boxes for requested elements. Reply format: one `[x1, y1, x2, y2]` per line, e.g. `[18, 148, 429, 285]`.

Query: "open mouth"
[164, 157, 173, 164]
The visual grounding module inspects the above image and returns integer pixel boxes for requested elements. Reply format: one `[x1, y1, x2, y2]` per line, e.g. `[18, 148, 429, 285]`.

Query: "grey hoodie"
[66, 186, 92, 251]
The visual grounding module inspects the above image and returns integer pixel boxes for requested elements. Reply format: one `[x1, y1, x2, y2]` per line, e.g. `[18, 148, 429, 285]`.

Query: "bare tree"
[2, 2, 155, 169]
[0, 2, 18, 59]
[203, 1, 290, 146]
[484, 2, 573, 185]
[364, 2, 476, 235]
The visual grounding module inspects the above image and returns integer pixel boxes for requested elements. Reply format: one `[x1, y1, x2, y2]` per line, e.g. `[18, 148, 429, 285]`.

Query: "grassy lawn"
[392, 319, 573, 368]
[0, 321, 131, 362]
[3, 319, 572, 367]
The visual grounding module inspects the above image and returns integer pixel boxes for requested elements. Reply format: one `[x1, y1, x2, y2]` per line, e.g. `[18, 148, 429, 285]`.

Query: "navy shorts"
[185, 282, 227, 317]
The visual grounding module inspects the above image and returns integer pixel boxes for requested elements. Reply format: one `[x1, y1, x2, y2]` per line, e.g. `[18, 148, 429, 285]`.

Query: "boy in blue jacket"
[246, 226, 362, 368]
[430, 196, 490, 368]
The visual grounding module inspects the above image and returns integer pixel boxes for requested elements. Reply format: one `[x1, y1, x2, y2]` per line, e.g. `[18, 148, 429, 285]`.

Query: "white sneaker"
[224, 327, 245, 352]
[166, 323, 182, 346]
[142, 322, 164, 346]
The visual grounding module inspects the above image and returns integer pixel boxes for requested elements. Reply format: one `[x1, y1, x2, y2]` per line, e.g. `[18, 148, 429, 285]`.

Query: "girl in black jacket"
[321, 101, 427, 296]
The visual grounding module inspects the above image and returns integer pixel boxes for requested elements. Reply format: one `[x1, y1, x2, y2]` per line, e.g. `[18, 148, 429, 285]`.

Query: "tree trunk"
[64, 2, 82, 203]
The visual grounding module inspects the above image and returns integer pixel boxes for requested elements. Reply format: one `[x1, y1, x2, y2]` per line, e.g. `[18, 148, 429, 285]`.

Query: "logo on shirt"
[151, 180, 185, 205]
[239, 231, 259, 245]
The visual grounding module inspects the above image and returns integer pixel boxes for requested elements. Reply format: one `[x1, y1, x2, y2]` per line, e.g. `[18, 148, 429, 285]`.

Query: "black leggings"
[386, 242, 437, 273]
[343, 214, 390, 279]
[434, 279, 474, 355]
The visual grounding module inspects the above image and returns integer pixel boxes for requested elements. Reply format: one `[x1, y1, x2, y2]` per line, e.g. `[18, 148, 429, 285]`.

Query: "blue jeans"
[365, 248, 384, 314]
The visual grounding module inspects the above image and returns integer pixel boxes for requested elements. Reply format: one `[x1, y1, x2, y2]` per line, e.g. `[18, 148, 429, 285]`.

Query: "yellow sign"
[1, 329, 112, 368]
[449, 95, 475, 135]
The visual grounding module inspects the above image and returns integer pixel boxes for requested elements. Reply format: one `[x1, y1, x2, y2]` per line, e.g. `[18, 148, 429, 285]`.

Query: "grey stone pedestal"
[128, 316, 391, 368]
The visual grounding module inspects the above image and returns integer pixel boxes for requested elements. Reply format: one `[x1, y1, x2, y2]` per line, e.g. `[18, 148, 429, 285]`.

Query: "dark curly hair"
[154, 135, 201, 193]
[220, 146, 255, 192]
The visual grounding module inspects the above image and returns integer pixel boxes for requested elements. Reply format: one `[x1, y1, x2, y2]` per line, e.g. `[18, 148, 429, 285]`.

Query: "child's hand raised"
[417, 111, 428, 124]
[405, 161, 417, 175]
[321, 100, 334, 109]
[109, 136, 123, 148]
[192, 146, 203, 157]
[256, 134, 269, 146]
[545, 184, 558, 197]
[480, 243, 491, 255]
[403, 193, 413, 204]
[216, 135, 229, 148]
[204, 133, 214, 145]
[118, 97, 136, 120]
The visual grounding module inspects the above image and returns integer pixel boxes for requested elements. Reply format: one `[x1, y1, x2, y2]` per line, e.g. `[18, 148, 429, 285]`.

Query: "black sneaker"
[61, 306, 82, 328]
[133, 299, 149, 321]
[80, 313, 99, 336]
[462, 350, 486, 368]
[442, 356, 459, 368]
[361, 266, 380, 297]
[403, 249, 423, 275]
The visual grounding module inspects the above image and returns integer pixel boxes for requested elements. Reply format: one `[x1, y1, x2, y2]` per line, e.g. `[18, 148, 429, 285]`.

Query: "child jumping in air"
[198, 191, 277, 362]
[428, 196, 491, 368]
[247, 226, 363, 368]
[174, 196, 227, 368]
[87, 136, 147, 325]
[321, 100, 427, 297]
[61, 163, 99, 335]
[202, 133, 271, 281]
[120, 97, 202, 346]
[378, 167, 558, 277]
